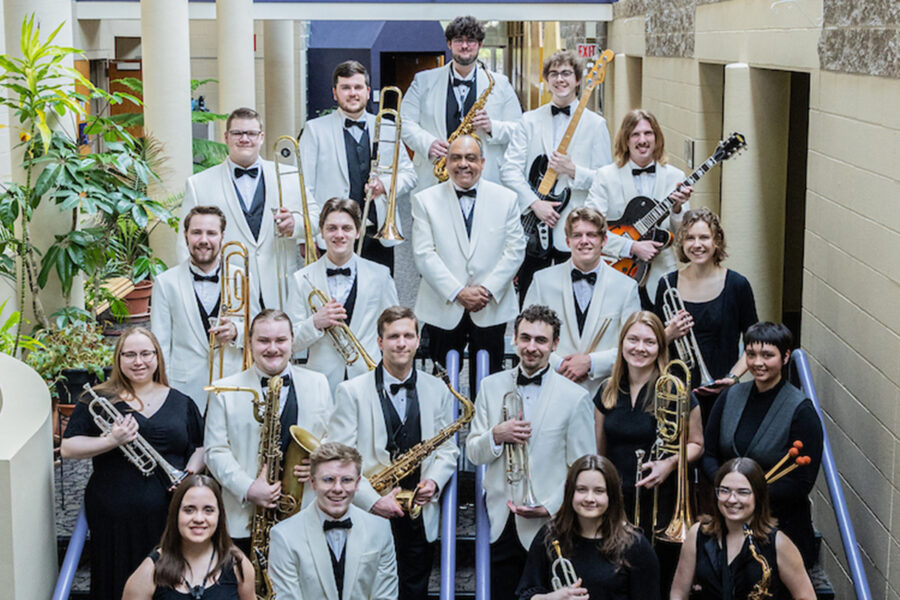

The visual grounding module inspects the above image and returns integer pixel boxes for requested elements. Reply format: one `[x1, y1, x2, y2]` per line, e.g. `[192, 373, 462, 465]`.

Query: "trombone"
[208, 241, 252, 384]
[274, 135, 317, 309]
[358, 86, 404, 255]
[303, 274, 377, 370]
[661, 278, 715, 388]
[502, 374, 539, 508]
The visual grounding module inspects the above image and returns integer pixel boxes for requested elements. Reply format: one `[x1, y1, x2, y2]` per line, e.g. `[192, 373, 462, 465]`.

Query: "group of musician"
[56, 14, 829, 600]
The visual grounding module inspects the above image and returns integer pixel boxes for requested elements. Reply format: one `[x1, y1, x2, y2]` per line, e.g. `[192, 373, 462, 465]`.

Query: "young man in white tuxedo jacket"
[412, 135, 526, 394]
[524, 207, 641, 398]
[327, 307, 458, 600]
[289, 198, 398, 394]
[586, 108, 693, 306]
[179, 107, 320, 312]
[204, 309, 332, 555]
[401, 15, 522, 192]
[501, 49, 613, 301]
[151, 206, 245, 411]
[466, 305, 595, 600]
[299, 61, 416, 273]
[269, 442, 398, 600]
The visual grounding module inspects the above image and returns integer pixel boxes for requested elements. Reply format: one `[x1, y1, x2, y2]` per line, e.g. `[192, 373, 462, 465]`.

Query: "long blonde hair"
[85, 326, 168, 403]
[600, 311, 668, 410]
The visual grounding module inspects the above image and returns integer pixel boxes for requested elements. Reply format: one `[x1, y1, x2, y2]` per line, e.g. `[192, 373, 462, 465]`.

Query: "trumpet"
[652, 359, 694, 544]
[359, 86, 404, 255]
[303, 274, 377, 370]
[274, 135, 317, 308]
[661, 278, 715, 388]
[502, 376, 539, 508]
[550, 540, 579, 591]
[209, 241, 252, 385]
[82, 384, 188, 487]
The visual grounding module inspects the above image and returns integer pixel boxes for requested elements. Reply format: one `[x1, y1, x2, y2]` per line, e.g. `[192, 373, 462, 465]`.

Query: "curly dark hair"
[515, 305, 561, 341]
[444, 16, 485, 43]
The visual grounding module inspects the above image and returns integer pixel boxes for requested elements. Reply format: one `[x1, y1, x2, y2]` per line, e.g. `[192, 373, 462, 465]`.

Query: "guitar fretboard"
[635, 155, 721, 236]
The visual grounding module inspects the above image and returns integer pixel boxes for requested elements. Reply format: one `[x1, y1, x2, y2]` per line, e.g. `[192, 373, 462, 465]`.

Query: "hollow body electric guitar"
[522, 49, 614, 259]
[606, 132, 747, 285]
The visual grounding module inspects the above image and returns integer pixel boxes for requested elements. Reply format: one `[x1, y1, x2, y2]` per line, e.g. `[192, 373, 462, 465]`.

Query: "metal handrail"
[439, 350, 461, 600]
[52, 504, 88, 600]
[789, 349, 872, 600]
[474, 349, 491, 600]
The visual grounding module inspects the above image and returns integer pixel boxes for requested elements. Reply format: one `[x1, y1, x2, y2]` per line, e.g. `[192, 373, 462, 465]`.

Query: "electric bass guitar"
[522, 49, 614, 259]
[606, 132, 747, 285]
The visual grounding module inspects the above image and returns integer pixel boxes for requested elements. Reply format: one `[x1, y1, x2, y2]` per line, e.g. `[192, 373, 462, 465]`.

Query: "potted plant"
[0, 299, 42, 357]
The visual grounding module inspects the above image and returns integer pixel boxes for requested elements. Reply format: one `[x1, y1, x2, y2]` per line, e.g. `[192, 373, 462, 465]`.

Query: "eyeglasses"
[227, 130, 262, 139]
[547, 70, 576, 79]
[121, 350, 158, 361]
[451, 37, 480, 47]
[715, 486, 752, 500]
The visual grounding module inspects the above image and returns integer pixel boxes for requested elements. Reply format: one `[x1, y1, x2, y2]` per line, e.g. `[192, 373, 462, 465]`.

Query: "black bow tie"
[261, 375, 291, 389]
[632, 164, 656, 176]
[517, 369, 547, 387]
[551, 104, 571, 116]
[323, 518, 353, 531]
[192, 271, 219, 283]
[344, 119, 366, 130]
[327, 267, 352, 277]
[389, 378, 415, 395]
[455, 188, 477, 199]
[571, 269, 597, 285]
[452, 77, 474, 89]
[234, 166, 259, 179]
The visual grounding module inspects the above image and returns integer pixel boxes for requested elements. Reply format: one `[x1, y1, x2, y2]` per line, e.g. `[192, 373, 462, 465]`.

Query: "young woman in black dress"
[670, 458, 815, 600]
[653, 208, 758, 421]
[594, 310, 704, 598]
[516, 455, 660, 600]
[123, 475, 254, 600]
[61, 326, 205, 600]
[701, 322, 823, 569]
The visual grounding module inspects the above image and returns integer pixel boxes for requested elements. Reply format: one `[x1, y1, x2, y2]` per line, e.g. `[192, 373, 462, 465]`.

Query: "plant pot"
[55, 368, 100, 404]
[124, 279, 153, 315]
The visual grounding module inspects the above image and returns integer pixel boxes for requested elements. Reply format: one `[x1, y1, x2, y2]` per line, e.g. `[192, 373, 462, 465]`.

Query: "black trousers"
[424, 312, 505, 396]
[390, 513, 435, 600]
[490, 513, 528, 600]
[361, 224, 395, 276]
[516, 247, 571, 307]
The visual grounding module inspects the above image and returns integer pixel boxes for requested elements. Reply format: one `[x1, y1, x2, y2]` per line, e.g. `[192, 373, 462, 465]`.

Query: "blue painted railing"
[52, 504, 88, 600]
[474, 349, 491, 600]
[439, 350, 461, 600]
[790, 349, 872, 600]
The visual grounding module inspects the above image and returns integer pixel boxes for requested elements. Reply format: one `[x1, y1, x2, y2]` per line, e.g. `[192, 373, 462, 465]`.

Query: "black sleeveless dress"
[692, 528, 785, 600]
[148, 549, 240, 599]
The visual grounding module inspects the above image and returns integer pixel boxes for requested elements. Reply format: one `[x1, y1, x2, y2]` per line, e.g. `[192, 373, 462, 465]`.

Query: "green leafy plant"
[25, 320, 113, 397]
[0, 300, 42, 356]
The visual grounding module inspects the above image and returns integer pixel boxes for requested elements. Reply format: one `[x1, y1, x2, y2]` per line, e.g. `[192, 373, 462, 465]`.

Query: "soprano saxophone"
[744, 524, 773, 600]
[432, 61, 494, 182]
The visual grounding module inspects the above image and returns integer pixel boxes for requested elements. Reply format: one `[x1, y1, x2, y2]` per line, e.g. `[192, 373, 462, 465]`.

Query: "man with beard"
[466, 304, 595, 600]
[299, 61, 416, 273]
[401, 15, 522, 191]
[204, 309, 332, 555]
[151, 205, 244, 411]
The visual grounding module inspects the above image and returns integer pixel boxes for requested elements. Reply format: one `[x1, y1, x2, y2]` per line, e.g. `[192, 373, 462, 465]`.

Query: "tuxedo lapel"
[342, 512, 363, 597]
[539, 105, 555, 157]
[443, 183, 471, 257]
[652, 163, 673, 200]
[466, 189, 489, 259]
[617, 164, 639, 202]
[580, 264, 611, 352]
[331, 111, 351, 186]
[529, 374, 556, 442]
[348, 261, 368, 332]
[304, 509, 340, 600]
[432, 65, 451, 139]
[558, 261, 581, 345]
[176, 263, 211, 347]
[367, 374, 392, 465]
[258, 161, 279, 247]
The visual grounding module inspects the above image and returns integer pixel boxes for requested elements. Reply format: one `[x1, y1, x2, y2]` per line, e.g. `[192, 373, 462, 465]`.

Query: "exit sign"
[577, 43, 598, 59]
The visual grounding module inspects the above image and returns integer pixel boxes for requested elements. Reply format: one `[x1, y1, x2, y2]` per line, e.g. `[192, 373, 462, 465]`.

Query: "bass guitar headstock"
[582, 49, 616, 93]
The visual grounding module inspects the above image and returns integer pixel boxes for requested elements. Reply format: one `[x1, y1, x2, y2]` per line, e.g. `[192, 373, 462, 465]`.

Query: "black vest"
[574, 297, 591, 336]
[342, 274, 359, 324]
[329, 545, 346, 600]
[375, 366, 422, 490]
[234, 173, 267, 240]
[445, 73, 476, 139]
[193, 289, 221, 335]
[343, 128, 372, 222]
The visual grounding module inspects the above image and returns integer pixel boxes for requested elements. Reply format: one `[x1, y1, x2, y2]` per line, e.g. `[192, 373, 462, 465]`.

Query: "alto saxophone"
[433, 61, 494, 182]
[367, 365, 474, 518]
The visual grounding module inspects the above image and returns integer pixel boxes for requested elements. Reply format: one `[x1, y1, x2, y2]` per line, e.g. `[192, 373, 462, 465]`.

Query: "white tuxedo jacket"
[501, 104, 612, 251]
[287, 257, 398, 393]
[150, 260, 244, 411]
[411, 180, 525, 329]
[269, 503, 398, 600]
[523, 260, 641, 397]
[400, 63, 523, 191]
[204, 365, 332, 537]
[585, 162, 689, 299]
[466, 368, 595, 548]
[327, 369, 459, 542]
[299, 109, 416, 245]
[179, 159, 320, 311]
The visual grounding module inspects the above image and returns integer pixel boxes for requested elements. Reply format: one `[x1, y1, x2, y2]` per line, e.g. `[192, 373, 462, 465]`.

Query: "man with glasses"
[401, 15, 522, 191]
[501, 50, 612, 300]
[180, 107, 319, 312]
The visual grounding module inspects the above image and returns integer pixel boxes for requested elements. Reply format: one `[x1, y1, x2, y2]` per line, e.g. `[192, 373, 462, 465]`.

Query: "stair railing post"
[439, 350, 462, 600]
[475, 349, 492, 600]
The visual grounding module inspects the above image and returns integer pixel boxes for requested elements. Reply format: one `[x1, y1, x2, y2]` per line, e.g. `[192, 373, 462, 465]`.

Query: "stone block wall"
[819, 0, 900, 78]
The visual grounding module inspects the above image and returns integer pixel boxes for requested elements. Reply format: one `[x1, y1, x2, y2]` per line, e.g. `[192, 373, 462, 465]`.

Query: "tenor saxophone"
[433, 61, 494, 182]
